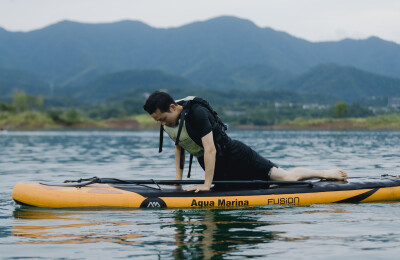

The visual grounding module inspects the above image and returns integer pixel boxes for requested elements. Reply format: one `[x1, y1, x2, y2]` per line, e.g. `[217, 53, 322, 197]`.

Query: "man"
[143, 91, 348, 192]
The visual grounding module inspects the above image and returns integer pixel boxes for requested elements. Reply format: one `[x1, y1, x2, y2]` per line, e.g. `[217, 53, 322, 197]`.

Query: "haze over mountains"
[1, 16, 400, 103]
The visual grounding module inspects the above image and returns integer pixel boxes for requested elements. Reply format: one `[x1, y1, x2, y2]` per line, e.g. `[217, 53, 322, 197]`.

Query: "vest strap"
[187, 154, 193, 178]
[179, 147, 185, 170]
[159, 125, 163, 153]
[175, 110, 186, 146]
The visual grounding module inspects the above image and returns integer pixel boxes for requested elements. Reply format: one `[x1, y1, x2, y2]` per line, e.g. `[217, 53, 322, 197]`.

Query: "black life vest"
[159, 97, 228, 178]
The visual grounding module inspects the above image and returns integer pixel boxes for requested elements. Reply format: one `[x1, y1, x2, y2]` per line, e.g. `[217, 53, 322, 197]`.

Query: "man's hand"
[183, 184, 211, 193]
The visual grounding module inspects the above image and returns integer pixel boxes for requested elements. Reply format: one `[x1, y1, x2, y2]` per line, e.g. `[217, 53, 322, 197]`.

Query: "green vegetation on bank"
[1, 90, 399, 130]
[0, 91, 157, 130]
[0, 108, 158, 130]
[275, 114, 400, 130]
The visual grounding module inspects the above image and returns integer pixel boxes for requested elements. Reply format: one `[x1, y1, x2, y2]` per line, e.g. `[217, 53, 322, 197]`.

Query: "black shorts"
[197, 139, 277, 181]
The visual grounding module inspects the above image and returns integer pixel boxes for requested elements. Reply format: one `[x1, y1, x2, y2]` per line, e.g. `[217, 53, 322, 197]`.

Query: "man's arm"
[175, 145, 184, 180]
[184, 132, 216, 192]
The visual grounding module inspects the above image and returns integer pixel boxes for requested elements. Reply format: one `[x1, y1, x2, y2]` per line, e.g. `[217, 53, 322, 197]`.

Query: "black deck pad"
[110, 178, 400, 198]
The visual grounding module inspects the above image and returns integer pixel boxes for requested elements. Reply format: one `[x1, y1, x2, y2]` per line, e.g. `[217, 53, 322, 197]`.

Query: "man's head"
[143, 91, 181, 127]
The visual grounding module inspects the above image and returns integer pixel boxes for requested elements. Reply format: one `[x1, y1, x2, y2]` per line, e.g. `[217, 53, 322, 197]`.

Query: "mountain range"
[1, 16, 400, 103]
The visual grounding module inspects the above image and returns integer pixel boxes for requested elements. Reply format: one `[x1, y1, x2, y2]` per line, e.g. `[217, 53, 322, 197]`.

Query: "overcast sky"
[1, 0, 399, 44]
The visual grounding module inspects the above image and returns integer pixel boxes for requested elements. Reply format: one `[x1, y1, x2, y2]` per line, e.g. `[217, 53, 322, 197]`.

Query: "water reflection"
[12, 208, 141, 245]
[13, 207, 282, 258]
[163, 208, 279, 259]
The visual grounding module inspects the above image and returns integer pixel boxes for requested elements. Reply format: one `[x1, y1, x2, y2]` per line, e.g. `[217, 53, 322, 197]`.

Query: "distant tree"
[36, 95, 44, 111]
[64, 109, 80, 125]
[331, 101, 348, 118]
[26, 95, 37, 110]
[47, 110, 63, 123]
[347, 103, 374, 117]
[0, 102, 15, 112]
[13, 90, 28, 112]
[12, 90, 44, 112]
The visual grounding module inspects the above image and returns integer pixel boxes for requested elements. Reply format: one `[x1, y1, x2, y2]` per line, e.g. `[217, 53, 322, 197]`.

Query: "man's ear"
[169, 104, 177, 111]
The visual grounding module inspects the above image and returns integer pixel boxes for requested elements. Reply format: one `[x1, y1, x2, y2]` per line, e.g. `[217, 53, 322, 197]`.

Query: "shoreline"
[2, 114, 400, 131]
[237, 116, 400, 130]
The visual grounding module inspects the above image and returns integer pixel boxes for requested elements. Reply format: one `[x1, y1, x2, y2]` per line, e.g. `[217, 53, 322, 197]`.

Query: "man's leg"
[270, 167, 348, 181]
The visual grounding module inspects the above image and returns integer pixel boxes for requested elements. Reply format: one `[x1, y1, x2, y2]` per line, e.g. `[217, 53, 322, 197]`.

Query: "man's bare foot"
[322, 169, 348, 180]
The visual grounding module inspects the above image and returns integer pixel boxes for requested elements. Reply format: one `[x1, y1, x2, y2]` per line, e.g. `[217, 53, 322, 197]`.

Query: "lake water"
[1, 130, 400, 259]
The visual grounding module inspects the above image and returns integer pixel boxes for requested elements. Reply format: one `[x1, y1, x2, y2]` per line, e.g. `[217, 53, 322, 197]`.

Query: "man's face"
[150, 104, 180, 127]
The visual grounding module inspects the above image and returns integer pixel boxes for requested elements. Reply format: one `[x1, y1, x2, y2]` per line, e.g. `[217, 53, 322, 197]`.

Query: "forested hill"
[64, 65, 400, 103]
[0, 16, 399, 86]
[2, 64, 400, 104]
[281, 64, 400, 103]
[69, 70, 196, 102]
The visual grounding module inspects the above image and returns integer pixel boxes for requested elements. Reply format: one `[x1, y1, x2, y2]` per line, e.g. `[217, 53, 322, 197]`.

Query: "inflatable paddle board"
[12, 176, 400, 208]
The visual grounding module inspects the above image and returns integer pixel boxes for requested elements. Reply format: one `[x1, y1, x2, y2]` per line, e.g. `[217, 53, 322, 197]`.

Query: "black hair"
[143, 91, 176, 114]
